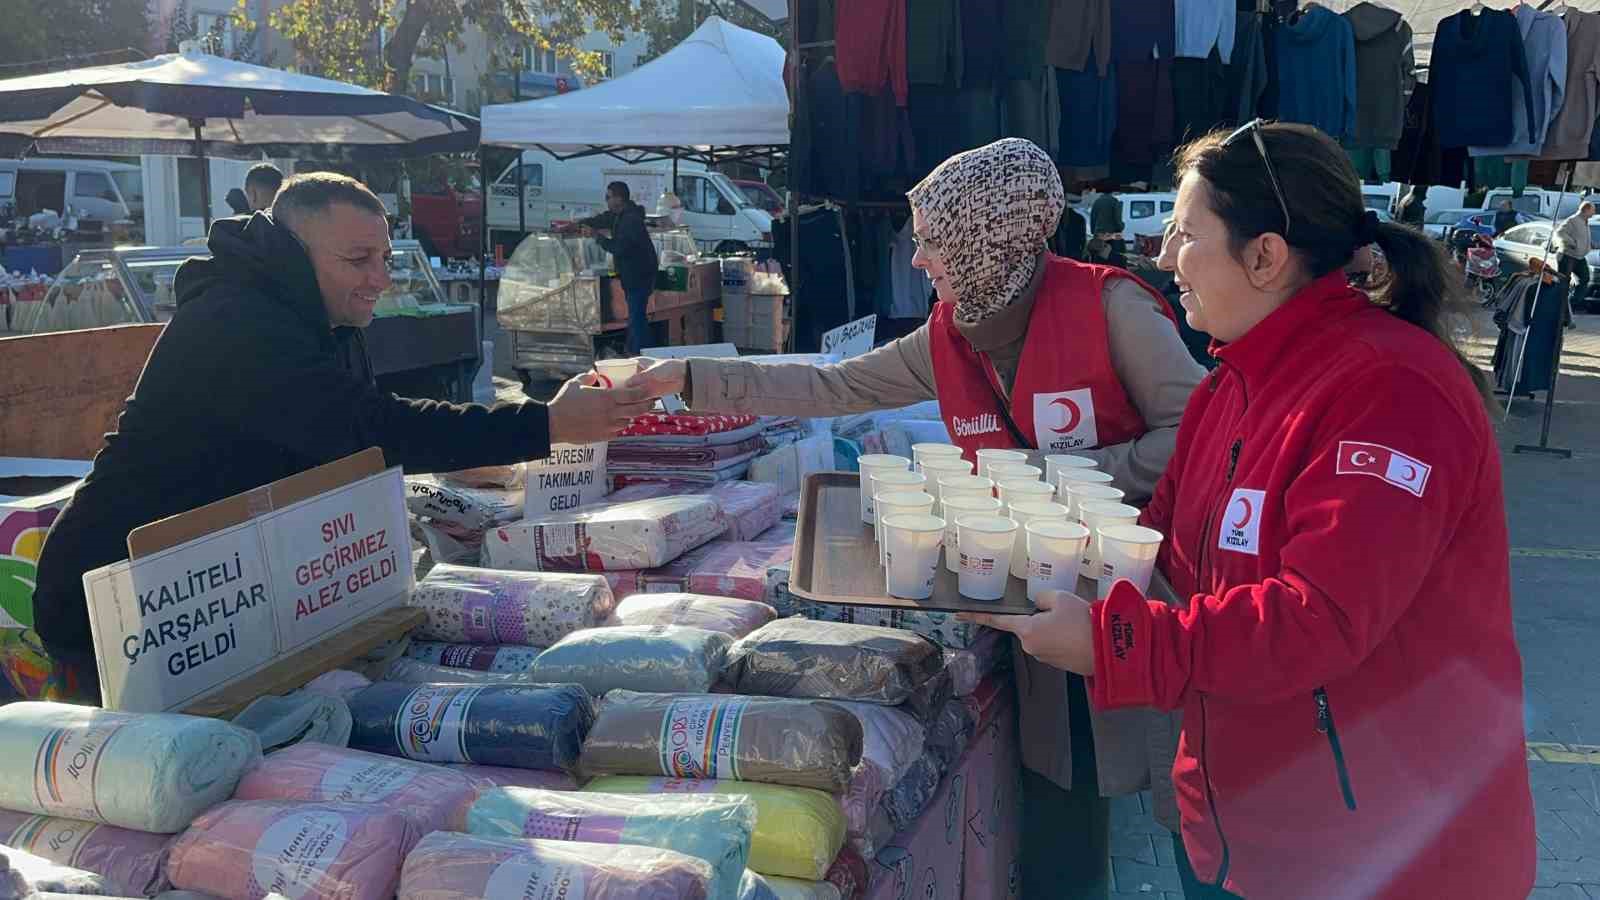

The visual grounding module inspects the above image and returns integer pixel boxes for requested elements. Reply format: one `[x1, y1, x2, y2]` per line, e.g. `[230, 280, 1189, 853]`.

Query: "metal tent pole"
[192, 120, 211, 231]
[1504, 166, 1576, 419]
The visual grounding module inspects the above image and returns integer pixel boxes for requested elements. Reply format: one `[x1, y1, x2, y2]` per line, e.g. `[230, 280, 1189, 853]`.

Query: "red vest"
[928, 256, 1176, 460]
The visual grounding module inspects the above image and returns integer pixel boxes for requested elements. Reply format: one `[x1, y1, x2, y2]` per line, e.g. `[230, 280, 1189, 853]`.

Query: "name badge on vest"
[1218, 488, 1265, 555]
[1032, 389, 1098, 451]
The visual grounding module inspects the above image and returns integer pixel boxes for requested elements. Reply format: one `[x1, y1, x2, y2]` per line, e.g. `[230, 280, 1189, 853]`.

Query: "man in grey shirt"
[1555, 201, 1594, 306]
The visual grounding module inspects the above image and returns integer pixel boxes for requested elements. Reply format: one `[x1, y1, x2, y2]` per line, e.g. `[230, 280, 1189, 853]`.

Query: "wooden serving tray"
[790, 471, 1037, 615]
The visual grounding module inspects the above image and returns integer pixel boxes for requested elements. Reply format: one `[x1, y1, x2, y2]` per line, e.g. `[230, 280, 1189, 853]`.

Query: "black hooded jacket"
[32, 213, 550, 694]
[579, 201, 659, 292]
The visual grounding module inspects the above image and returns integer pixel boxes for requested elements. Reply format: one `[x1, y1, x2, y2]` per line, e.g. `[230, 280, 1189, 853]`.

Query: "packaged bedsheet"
[609, 593, 777, 639]
[231, 744, 477, 836]
[832, 703, 926, 840]
[397, 831, 713, 900]
[0, 703, 260, 834]
[403, 640, 540, 673]
[902, 668, 954, 726]
[404, 475, 524, 533]
[0, 811, 166, 896]
[482, 496, 728, 572]
[454, 787, 755, 900]
[724, 620, 945, 706]
[0, 842, 108, 896]
[438, 464, 526, 489]
[584, 777, 845, 881]
[794, 603, 986, 650]
[347, 682, 594, 774]
[925, 699, 977, 773]
[165, 800, 415, 900]
[446, 764, 582, 792]
[408, 564, 614, 646]
[608, 481, 783, 543]
[580, 691, 862, 792]
[380, 658, 547, 686]
[881, 756, 943, 834]
[943, 629, 1008, 698]
[529, 626, 731, 696]
[640, 535, 795, 604]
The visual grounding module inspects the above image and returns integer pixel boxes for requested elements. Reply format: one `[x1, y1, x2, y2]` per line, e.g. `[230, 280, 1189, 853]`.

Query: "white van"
[0, 158, 142, 225]
[1077, 192, 1177, 238]
[487, 150, 772, 252]
[1481, 187, 1585, 220]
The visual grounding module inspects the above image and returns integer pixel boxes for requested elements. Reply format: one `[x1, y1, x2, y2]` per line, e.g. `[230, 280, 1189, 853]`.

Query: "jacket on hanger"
[1472, 4, 1567, 158]
[1174, 0, 1235, 62]
[1540, 9, 1600, 160]
[1431, 9, 1537, 149]
[1275, 5, 1358, 141]
[1344, 2, 1415, 149]
[1110, 0, 1176, 62]
[1047, 0, 1113, 75]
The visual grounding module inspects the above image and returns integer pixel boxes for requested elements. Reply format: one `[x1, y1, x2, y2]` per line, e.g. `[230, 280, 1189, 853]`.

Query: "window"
[1505, 224, 1548, 246]
[73, 171, 116, 201]
[598, 51, 614, 79]
[516, 163, 543, 188]
[1159, 201, 1175, 213]
[195, 12, 235, 53]
[523, 46, 558, 73]
[442, 76, 455, 104]
[178, 157, 207, 218]
[464, 88, 480, 112]
[111, 170, 142, 205]
[0, 171, 14, 197]
[1129, 200, 1155, 219]
[676, 176, 711, 214]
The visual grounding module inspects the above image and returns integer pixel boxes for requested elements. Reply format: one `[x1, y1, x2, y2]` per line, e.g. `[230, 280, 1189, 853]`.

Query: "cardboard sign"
[82, 454, 412, 712]
[820, 315, 877, 359]
[523, 442, 608, 519]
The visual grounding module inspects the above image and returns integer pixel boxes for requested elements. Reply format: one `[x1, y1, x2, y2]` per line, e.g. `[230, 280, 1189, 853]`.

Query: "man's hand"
[626, 358, 688, 400]
[960, 590, 1096, 674]
[546, 371, 653, 445]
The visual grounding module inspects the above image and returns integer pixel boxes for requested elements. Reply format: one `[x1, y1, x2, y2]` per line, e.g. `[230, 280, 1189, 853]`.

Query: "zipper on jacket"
[1314, 687, 1359, 811]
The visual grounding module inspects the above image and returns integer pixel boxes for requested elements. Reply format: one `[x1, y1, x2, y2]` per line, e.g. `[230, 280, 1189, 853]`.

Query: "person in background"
[244, 162, 285, 212]
[1555, 200, 1594, 307]
[630, 138, 1207, 900]
[1492, 198, 1519, 236]
[1396, 184, 1426, 226]
[224, 188, 252, 216]
[1089, 189, 1127, 266]
[967, 120, 1534, 900]
[577, 181, 660, 354]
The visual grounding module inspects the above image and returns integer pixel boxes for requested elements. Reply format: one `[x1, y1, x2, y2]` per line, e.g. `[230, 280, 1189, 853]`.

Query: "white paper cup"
[1044, 454, 1098, 488]
[1097, 524, 1164, 600]
[883, 513, 946, 600]
[593, 357, 639, 388]
[1064, 483, 1126, 522]
[1079, 500, 1141, 578]
[997, 478, 1054, 511]
[940, 495, 1002, 573]
[1057, 467, 1115, 500]
[876, 490, 934, 564]
[869, 469, 926, 532]
[1026, 519, 1091, 601]
[976, 448, 1028, 478]
[858, 455, 911, 524]
[912, 443, 965, 473]
[987, 462, 1042, 482]
[938, 474, 994, 505]
[1007, 500, 1070, 578]
[922, 459, 975, 513]
[957, 514, 1018, 600]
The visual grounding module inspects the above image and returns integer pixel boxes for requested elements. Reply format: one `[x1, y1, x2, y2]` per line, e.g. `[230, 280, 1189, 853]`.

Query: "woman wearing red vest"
[633, 138, 1206, 897]
[969, 123, 1536, 898]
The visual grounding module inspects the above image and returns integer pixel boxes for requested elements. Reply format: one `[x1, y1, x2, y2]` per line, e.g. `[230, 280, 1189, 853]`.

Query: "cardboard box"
[722, 291, 790, 351]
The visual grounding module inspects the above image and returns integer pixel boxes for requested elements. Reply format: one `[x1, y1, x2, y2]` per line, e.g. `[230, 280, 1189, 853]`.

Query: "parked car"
[1493, 217, 1600, 311]
[1423, 208, 1482, 241]
[410, 172, 483, 259]
[1452, 209, 1543, 241]
[1074, 192, 1176, 239]
[1481, 187, 1588, 220]
[732, 179, 784, 217]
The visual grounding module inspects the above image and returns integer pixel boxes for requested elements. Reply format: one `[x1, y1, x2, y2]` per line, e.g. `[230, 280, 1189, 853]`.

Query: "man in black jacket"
[579, 181, 659, 353]
[31, 173, 652, 700]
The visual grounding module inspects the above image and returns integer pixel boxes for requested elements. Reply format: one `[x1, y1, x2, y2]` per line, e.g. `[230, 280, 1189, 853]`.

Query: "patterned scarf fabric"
[907, 138, 1066, 324]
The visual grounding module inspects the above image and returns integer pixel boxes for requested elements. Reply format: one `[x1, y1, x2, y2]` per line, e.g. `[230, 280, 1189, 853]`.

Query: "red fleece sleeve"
[1090, 365, 1487, 710]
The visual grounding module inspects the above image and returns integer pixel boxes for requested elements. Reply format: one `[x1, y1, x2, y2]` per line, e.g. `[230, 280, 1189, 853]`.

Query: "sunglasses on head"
[1222, 119, 1292, 240]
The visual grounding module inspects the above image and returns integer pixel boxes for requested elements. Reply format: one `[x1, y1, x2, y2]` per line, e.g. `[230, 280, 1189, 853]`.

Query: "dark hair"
[270, 172, 388, 233]
[1174, 122, 1493, 406]
[606, 180, 630, 201]
[245, 162, 284, 194]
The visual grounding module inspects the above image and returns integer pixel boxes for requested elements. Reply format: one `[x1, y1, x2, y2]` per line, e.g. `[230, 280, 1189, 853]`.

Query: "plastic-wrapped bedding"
[454, 787, 755, 900]
[641, 535, 795, 604]
[380, 658, 547, 686]
[608, 481, 783, 543]
[723, 620, 946, 706]
[347, 682, 594, 774]
[581, 692, 862, 792]
[438, 464, 525, 489]
[609, 593, 777, 640]
[403, 641, 540, 673]
[901, 668, 954, 726]
[924, 698, 977, 773]
[0, 843, 109, 896]
[230, 692, 352, 751]
[881, 756, 943, 833]
[397, 831, 714, 900]
[0, 703, 261, 834]
[447, 765, 582, 792]
[408, 564, 614, 646]
[794, 603, 986, 650]
[529, 626, 731, 696]
[403, 475, 523, 532]
[482, 497, 729, 572]
[165, 801, 416, 900]
[831, 704, 925, 839]
[750, 874, 842, 900]
[0, 811, 169, 897]
[231, 744, 477, 836]
[583, 777, 845, 881]
[943, 628, 1008, 697]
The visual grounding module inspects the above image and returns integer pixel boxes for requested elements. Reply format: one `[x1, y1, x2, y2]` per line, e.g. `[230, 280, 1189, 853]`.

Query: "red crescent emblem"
[1050, 397, 1082, 435]
[1400, 463, 1417, 481]
[1231, 496, 1254, 529]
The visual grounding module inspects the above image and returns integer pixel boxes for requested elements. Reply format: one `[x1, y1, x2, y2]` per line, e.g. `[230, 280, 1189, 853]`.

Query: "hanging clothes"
[1003, 66, 1062, 160]
[1431, 9, 1537, 149]
[1492, 272, 1566, 396]
[793, 59, 863, 201]
[1540, 10, 1600, 161]
[1227, 11, 1270, 124]
[961, 0, 1007, 87]
[1274, 5, 1357, 141]
[1174, 0, 1235, 62]
[774, 208, 852, 351]
[886, 218, 933, 320]
[835, 0, 909, 106]
[859, 92, 918, 182]
[1346, 147, 1392, 184]
[1047, 0, 1112, 75]
[1172, 49, 1229, 145]
[1392, 79, 1466, 187]
[1115, 59, 1177, 166]
[906, 0, 962, 86]
[1110, 0, 1176, 62]
[1003, 0, 1051, 80]
[1344, 2, 1415, 150]
[1057, 51, 1117, 181]
[1472, 5, 1566, 158]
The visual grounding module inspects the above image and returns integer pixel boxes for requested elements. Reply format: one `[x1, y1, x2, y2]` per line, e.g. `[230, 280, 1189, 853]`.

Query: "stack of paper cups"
[941, 494, 1002, 573]
[1063, 482, 1126, 522]
[997, 478, 1054, 513]
[957, 515, 1018, 601]
[883, 513, 947, 600]
[912, 443, 964, 473]
[938, 475, 995, 508]
[876, 490, 935, 565]
[1007, 500, 1071, 578]
[593, 358, 640, 388]
[858, 454, 911, 524]
[1044, 454, 1098, 489]
[1079, 500, 1141, 579]
[1057, 466, 1115, 500]
[1026, 520, 1091, 600]
[870, 469, 926, 531]
[1097, 524, 1163, 600]
[922, 459, 975, 514]
[988, 462, 1042, 483]
[975, 448, 1028, 478]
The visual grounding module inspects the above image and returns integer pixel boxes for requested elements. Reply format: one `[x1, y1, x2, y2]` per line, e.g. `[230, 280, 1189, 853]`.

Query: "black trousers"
[1559, 253, 1590, 306]
[1020, 673, 1112, 899]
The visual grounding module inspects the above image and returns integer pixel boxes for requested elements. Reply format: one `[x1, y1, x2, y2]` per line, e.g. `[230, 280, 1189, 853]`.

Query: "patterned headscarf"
[907, 138, 1066, 324]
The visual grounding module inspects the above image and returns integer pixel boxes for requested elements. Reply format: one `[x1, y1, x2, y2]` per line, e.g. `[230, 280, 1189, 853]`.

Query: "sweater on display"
[1174, 0, 1234, 62]
[1471, 4, 1567, 158]
[1275, 5, 1357, 141]
[1344, 2, 1415, 149]
[1539, 9, 1600, 160]
[1431, 9, 1537, 149]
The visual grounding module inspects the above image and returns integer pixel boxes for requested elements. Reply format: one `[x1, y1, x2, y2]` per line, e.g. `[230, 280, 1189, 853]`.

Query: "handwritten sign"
[820, 315, 877, 359]
[524, 442, 608, 519]
[83, 468, 411, 712]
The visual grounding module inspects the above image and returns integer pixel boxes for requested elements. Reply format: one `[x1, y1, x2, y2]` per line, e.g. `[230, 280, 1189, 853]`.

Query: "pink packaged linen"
[607, 481, 782, 543]
[610, 593, 777, 639]
[641, 536, 795, 604]
[447, 765, 583, 792]
[165, 801, 417, 900]
[483, 496, 728, 572]
[231, 744, 477, 836]
[0, 810, 169, 896]
[397, 831, 713, 900]
[604, 570, 643, 599]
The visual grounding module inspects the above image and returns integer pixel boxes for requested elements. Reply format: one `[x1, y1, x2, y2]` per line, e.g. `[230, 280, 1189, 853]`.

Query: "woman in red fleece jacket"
[970, 122, 1535, 899]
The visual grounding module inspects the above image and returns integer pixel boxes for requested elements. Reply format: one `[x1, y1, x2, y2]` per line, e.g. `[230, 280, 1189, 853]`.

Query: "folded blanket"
[608, 437, 767, 466]
[397, 831, 713, 900]
[609, 593, 776, 640]
[231, 744, 478, 837]
[347, 682, 595, 774]
[830, 704, 925, 841]
[724, 620, 946, 706]
[408, 564, 614, 646]
[166, 801, 415, 900]
[446, 765, 583, 792]
[581, 692, 862, 793]
[484, 497, 728, 572]
[404, 641, 541, 673]
[823, 845, 869, 900]
[641, 536, 795, 604]
[607, 481, 782, 543]
[619, 414, 760, 437]
[529, 626, 731, 697]
[0, 811, 167, 896]
[607, 450, 760, 477]
[610, 463, 756, 487]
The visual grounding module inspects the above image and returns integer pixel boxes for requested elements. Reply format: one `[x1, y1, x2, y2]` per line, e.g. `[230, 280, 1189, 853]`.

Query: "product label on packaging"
[658, 697, 748, 780]
[521, 811, 629, 843]
[533, 524, 590, 571]
[484, 856, 589, 900]
[460, 596, 499, 643]
[319, 758, 419, 803]
[252, 810, 350, 900]
[396, 684, 482, 763]
[650, 777, 712, 793]
[437, 642, 497, 671]
[7, 814, 98, 868]
[32, 716, 130, 821]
